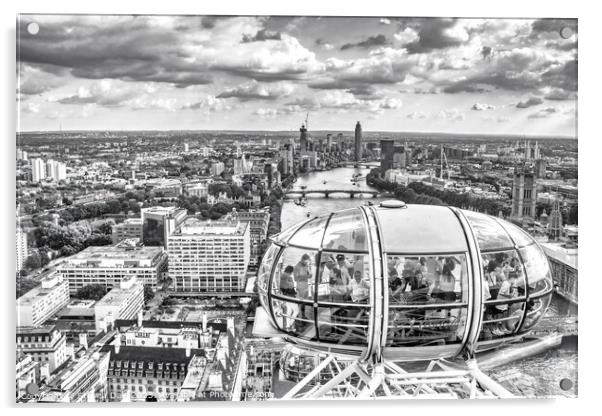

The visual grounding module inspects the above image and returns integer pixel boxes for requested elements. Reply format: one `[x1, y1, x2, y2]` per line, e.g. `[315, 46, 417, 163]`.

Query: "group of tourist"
[387, 256, 461, 305]
[482, 254, 525, 335]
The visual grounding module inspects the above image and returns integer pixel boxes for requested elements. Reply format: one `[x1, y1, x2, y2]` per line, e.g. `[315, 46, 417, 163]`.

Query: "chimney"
[137, 310, 143, 327]
[113, 337, 121, 354]
[202, 313, 207, 332]
[185, 339, 191, 358]
[79, 332, 88, 349]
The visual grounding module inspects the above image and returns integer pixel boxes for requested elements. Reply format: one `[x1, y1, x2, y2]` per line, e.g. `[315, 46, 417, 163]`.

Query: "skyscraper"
[354, 121, 362, 161]
[299, 123, 308, 152]
[16, 228, 28, 272]
[31, 158, 46, 182]
[380, 139, 395, 173]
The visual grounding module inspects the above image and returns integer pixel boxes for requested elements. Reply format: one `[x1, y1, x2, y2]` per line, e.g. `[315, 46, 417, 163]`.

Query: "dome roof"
[256, 203, 553, 362]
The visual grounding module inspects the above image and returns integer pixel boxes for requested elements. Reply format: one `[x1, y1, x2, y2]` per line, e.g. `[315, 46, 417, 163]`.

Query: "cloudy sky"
[17, 15, 577, 136]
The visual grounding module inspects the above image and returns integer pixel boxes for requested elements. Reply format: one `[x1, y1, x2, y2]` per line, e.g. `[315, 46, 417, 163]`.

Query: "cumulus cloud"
[406, 111, 427, 119]
[437, 48, 576, 97]
[242, 29, 282, 43]
[543, 88, 577, 100]
[181, 95, 232, 112]
[436, 109, 465, 121]
[341, 35, 389, 50]
[315, 38, 334, 50]
[18, 64, 67, 96]
[528, 106, 558, 119]
[56, 80, 141, 107]
[18, 15, 322, 86]
[20, 101, 41, 113]
[217, 81, 295, 101]
[516, 97, 544, 108]
[405, 18, 469, 54]
[471, 103, 496, 111]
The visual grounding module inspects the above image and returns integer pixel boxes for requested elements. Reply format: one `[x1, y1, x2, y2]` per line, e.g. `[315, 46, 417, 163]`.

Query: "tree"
[74, 284, 107, 301]
[24, 253, 42, 270]
[97, 222, 114, 235]
[16, 278, 40, 298]
[144, 286, 155, 303]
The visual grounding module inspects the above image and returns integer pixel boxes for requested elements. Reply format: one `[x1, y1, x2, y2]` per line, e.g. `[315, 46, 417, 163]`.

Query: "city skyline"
[18, 15, 577, 136]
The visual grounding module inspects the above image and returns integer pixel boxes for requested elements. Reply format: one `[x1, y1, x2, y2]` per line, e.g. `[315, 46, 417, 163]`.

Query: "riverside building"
[168, 216, 250, 292]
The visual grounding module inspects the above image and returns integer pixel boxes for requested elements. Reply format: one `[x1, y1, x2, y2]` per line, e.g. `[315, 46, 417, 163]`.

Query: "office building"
[31, 158, 46, 182]
[111, 218, 143, 243]
[184, 182, 209, 199]
[380, 139, 395, 173]
[101, 318, 241, 402]
[238, 208, 270, 268]
[16, 325, 69, 373]
[393, 145, 406, 169]
[234, 156, 252, 175]
[16, 228, 28, 272]
[17, 272, 70, 327]
[541, 241, 578, 305]
[94, 276, 144, 334]
[299, 123, 308, 152]
[16, 148, 28, 161]
[141, 206, 187, 248]
[46, 159, 67, 181]
[511, 170, 536, 221]
[354, 121, 362, 161]
[535, 159, 547, 178]
[168, 216, 250, 292]
[279, 145, 294, 176]
[37, 344, 111, 403]
[210, 161, 225, 176]
[58, 244, 168, 292]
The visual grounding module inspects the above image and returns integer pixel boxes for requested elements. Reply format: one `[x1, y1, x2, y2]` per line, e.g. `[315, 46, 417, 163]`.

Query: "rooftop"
[142, 205, 186, 216]
[17, 325, 58, 335]
[95, 282, 142, 308]
[60, 244, 165, 266]
[100, 345, 205, 364]
[114, 319, 227, 332]
[175, 217, 248, 236]
[541, 241, 578, 270]
[17, 273, 66, 306]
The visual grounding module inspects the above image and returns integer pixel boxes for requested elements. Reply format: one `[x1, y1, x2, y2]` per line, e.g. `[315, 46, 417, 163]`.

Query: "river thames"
[279, 165, 577, 398]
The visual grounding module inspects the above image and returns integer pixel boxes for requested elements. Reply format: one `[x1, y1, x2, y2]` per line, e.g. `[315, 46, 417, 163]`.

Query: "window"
[479, 250, 526, 341]
[386, 254, 469, 347]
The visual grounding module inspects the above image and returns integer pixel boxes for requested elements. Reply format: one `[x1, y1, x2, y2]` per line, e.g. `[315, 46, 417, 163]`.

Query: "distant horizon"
[16, 128, 577, 140]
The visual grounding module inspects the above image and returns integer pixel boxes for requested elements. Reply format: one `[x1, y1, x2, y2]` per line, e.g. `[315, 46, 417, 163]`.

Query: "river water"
[280, 166, 578, 398]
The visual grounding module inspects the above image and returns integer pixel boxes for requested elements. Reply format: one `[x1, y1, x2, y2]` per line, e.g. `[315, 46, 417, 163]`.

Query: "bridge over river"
[284, 188, 383, 199]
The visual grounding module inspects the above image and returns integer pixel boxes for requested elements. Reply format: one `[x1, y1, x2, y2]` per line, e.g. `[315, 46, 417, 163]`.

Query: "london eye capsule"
[255, 201, 554, 362]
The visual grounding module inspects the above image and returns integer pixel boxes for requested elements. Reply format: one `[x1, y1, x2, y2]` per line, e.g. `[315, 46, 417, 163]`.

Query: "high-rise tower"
[354, 121, 362, 161]
[299, 124, 308, 152]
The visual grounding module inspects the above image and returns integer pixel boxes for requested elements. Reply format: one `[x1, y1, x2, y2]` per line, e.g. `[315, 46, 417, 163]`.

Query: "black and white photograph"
[14, 9, 578, 403]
